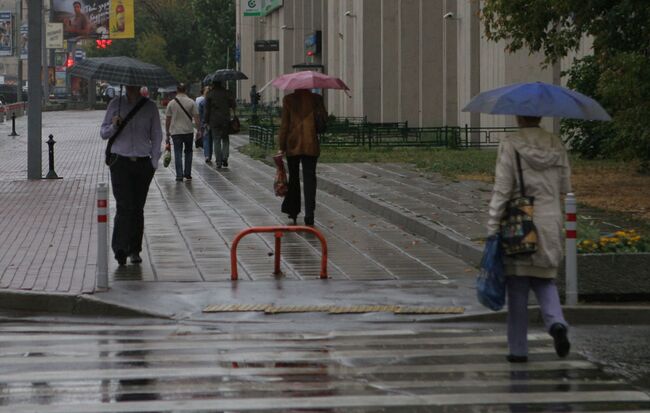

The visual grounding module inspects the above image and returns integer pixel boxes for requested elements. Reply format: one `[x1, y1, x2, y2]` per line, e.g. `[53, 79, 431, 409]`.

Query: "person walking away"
[197, 86, 212, 163]
[165, 83, 201, 181]
[205, 81, 236, 168]
[250, 84, 260, 123]
[277, 89, 327, 226]
[100, 84, 162, 266]
[487, 115, 572, 363]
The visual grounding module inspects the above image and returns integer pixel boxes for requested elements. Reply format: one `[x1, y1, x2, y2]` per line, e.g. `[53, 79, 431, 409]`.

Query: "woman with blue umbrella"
[464, 81, 610, 363]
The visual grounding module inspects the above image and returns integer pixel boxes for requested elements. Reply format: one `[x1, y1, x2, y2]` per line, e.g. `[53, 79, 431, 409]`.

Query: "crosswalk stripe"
[0, 346, 557, 365]
[1, 391, 647, 413]
[0, 360, 598, 383]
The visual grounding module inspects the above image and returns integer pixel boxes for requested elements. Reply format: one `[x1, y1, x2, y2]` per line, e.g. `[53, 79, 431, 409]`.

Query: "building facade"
[239, 0, 586, 129]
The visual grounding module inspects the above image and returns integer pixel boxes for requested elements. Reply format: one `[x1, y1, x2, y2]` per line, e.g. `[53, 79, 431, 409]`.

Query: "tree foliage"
[85, 0, 235, 85]
[482, 0, 650, 171]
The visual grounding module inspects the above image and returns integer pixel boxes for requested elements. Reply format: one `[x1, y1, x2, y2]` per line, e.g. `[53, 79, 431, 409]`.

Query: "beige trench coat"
[487, 127, 572, 278]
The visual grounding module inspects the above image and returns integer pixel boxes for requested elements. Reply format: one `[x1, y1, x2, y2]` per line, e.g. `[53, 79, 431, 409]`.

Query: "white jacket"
[487, 127, 572, 278]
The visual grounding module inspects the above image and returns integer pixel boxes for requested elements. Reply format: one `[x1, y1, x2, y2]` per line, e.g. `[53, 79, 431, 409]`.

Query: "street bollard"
[565, 193, 578, 305]
[45, 135, 62, 179]
[96, 183, 109, 290]
[8, 112, 18, 136]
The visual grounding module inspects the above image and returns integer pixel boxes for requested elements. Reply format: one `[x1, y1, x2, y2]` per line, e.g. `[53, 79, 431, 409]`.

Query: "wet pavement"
[0, 110, 481, 319]
[0, 319, 648, 412]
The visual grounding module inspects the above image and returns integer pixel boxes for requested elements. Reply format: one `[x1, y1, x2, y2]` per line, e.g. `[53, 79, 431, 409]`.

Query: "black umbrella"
[204, 69, 248, 85]
[69, 56, 177, 87]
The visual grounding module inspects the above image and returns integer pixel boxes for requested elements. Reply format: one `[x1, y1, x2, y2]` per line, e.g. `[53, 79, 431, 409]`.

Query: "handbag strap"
[174, 97, 193, 121]
[107, 97, 148, 152]
[515, 151, 526, 197]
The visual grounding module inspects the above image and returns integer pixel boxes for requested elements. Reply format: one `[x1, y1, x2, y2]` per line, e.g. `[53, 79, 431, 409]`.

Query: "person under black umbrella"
[100, 84, 162, 266]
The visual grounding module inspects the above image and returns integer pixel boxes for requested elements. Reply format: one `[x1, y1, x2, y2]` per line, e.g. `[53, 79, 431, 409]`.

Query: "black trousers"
[282, 155, 318, 219]
[109, 156, 155, 257]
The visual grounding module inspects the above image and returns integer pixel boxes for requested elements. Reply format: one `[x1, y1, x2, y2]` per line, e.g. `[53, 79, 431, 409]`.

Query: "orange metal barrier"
[230, 226, 328, 280]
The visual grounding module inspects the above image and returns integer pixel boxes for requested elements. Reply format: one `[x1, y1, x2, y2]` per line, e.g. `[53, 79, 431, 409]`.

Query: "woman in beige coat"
[277, 89, 327, 226]
[487, 115, 572, 362]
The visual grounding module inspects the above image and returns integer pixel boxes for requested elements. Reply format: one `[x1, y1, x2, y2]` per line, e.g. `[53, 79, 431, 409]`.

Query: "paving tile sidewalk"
[0, 111, 476, 300]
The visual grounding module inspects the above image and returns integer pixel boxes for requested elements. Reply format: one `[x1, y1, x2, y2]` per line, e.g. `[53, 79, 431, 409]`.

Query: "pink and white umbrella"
[271, 71, 350, 92]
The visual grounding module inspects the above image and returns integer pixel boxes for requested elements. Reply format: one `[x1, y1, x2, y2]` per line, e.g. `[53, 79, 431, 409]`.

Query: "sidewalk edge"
[436, 305, 650, 325]
[318, 176, 483, 266]
[0, 290, 169, 319]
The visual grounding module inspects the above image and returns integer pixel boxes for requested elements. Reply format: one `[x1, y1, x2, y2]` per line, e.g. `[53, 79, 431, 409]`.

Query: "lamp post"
[27, 0, 43, 179]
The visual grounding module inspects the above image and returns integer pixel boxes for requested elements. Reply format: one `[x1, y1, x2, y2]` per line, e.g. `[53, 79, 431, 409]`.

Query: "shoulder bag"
[105, 97, 148, 166]
[499, 152, 538, 256]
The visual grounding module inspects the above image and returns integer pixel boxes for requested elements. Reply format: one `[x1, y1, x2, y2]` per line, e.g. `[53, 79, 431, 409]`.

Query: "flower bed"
[556, 230, 650, 301]
[578, 230, 650, 253]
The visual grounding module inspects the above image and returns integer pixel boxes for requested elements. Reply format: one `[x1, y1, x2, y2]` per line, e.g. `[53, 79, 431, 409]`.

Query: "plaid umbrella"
[203, 69, 248, 85]
[69, 56, 176, 87]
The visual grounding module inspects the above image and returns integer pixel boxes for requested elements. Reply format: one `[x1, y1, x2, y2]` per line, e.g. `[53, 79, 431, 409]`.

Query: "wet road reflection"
[0, 322, 648, 412]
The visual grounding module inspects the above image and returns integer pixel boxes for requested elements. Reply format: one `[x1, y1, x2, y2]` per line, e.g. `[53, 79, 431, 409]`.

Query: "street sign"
[254, 40, 279, 52]
[74, 49, 86, 61]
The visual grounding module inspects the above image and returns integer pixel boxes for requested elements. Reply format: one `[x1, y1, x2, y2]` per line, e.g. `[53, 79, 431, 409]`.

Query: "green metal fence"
[246, 111, 518, 150]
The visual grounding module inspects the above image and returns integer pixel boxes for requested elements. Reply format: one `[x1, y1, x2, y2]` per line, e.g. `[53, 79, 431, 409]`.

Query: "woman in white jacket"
[487, 115, 572, 363]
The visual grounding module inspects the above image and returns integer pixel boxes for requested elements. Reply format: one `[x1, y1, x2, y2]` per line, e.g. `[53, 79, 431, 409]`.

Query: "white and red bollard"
[565, 192, 577, 305]
[96, 183, 109, 290]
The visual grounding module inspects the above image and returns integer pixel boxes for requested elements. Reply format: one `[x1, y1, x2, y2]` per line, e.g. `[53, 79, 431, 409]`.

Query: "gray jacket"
[487, 127, 572, 278]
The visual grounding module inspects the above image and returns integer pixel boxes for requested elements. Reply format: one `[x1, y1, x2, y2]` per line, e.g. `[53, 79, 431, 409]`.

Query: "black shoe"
[175, 177, 183, 182]
[288, 216, 297, 225]
[550, 323, 570, 358]
[130, 253, 142, 264]
[205, 158, 212, 164]
[222, 160, 228, 167]
[216, 163, 222, 169]
[115, 250, 127, 266]
[184, 175, 192, 180]
[304, 216, 314, 226]
[506, 354, 528, 363]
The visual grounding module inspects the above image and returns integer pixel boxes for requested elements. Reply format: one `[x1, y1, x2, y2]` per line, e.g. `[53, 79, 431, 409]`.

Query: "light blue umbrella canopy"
[462, 81, 611, 121]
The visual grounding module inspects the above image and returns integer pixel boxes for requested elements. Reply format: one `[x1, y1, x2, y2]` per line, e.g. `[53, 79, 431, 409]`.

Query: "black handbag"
[229, 116, 241, 134]
[105, 97, 148, 166]
[500, 152, 538, 256]
[314, 109, 327, 134]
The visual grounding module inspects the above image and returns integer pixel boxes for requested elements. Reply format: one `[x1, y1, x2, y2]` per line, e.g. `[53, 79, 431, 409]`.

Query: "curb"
[0, 290, 169, 319]
[438, 305, 650, 325]
[317, 175, 483, 266]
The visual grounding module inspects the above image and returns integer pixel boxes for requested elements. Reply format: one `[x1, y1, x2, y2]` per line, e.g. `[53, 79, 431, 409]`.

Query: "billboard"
[0, 12, 12, 57]
[109, 0, 134, 39]
[19, 24, 27, 59]
[53, 0, 110, 39]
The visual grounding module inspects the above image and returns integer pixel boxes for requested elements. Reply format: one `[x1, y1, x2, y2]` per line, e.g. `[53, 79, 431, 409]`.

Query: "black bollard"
[45, 134, 62, 179]
[8, 113, 18, 136]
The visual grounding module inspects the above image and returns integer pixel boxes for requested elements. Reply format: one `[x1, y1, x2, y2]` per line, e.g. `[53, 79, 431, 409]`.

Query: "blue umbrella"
[462, 81, 611, 121]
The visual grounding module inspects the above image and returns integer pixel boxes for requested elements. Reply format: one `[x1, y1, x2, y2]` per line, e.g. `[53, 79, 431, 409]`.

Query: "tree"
[84, 0, 236, 85]
[482, 0, 650, 171]
[191, 0, 236, 73]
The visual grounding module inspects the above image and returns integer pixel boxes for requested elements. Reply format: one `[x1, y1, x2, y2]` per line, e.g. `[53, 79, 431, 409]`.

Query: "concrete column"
[381, 0, 398, 122]
[362, 0, 381, 122]
[442, 0, 457, 126]
[400, 0, 419, 125]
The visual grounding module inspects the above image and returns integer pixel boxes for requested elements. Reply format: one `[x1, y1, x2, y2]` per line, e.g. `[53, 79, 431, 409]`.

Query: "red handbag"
[273, 153, 288, 197]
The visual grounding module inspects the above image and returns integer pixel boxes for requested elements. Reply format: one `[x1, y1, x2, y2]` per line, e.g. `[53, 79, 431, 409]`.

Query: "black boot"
[550, 323, 571, 358]
[506, 354, 528, 363]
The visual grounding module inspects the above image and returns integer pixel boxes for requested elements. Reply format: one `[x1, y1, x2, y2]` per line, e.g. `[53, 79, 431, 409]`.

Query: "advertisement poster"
[20, 24, 27, 59]
[46, 22, 64, 49]
[109, 0, 134, 39]
[0, 12, 13, 57]
[52, 0, 110, 39]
